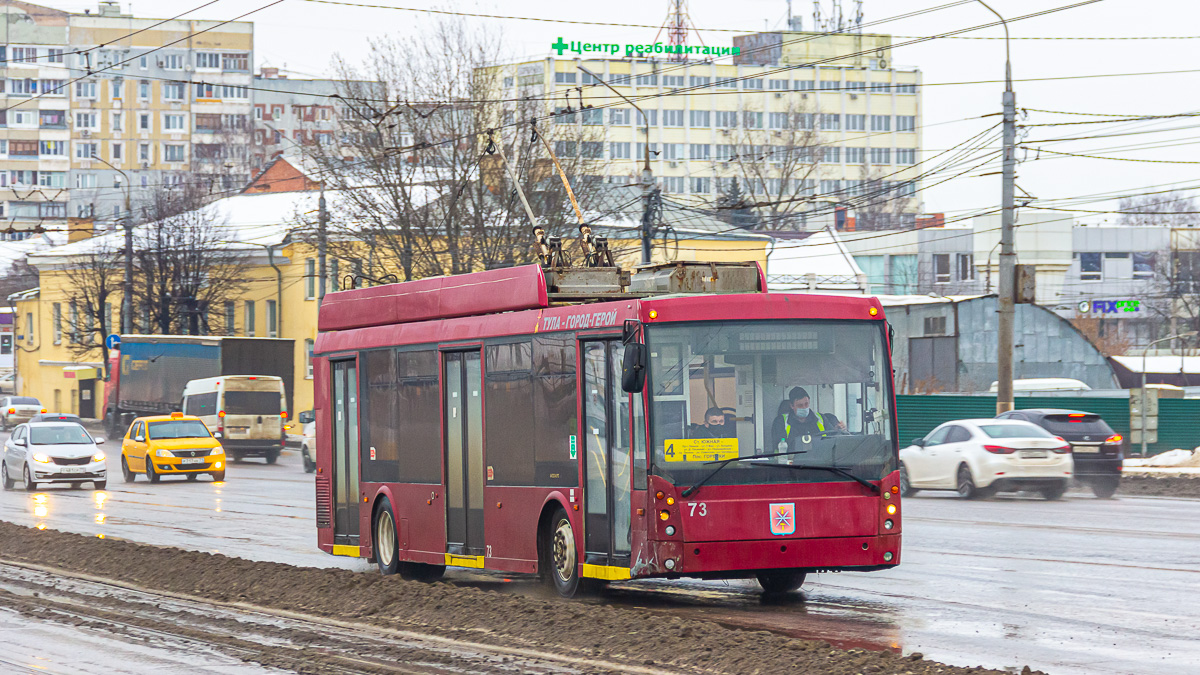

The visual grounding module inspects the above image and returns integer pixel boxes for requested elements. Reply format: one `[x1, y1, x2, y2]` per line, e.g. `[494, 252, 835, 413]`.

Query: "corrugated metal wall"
[896, 395, 1200, 454]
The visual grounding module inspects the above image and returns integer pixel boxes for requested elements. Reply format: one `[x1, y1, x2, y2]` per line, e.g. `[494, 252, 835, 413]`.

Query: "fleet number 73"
[687, 502, 707, 517]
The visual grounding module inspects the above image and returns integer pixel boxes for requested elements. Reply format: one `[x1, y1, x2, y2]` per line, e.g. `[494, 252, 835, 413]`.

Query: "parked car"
[1, 396, 45, 430]
[900, 419, 1073, 500]
[29, 412, 83, 425]
[286, 409, 313, 449]
[296, 410, 315, 473]
[120, 412, 225, 483]
[0, 372, 15, 395]
[1, 422, 107, 491]
[996, 409, 1123, 498]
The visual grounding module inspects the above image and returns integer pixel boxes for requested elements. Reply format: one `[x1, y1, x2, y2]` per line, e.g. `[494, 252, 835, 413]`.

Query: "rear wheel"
[23, 465, 37, 492]
[956, 464, 980, 499]
[1091, 476, 1119, 499]
[899, 464, 918, 497]
[265, 451, 279, 465]
[121, 456, 136, 483]
[541, 507, 581, 598]
[757, 570, 807, 594]
[373, 499, 399, 575]
[301, 447, 316, 473]
[146, 460, 160, 483]
[1041, 480, 1067, 501]
[1, 461, 13, 490]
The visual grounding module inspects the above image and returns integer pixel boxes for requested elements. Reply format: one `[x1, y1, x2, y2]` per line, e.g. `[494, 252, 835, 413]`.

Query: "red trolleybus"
[314, 262, 901, 597]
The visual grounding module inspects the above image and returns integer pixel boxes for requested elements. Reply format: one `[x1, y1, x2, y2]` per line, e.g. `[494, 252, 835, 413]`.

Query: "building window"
[1079, 252, 1102, 281]
[139, 143, 150, 162]
[933, 254, 951, 283]
[75, 81, 97, 98]
[768, 112, 790, 129]
[305, 259, 316, 299]
[554, 71, 576, 84]
[957, 253, 975, 281]
[581, 141, 603, 158]
[923, 316, 947, 336]
[793, 79, 815, 91]
[26, 312, 33, 342]
[821, 146, 841, 163]
[222, 53, 249, 71]
[870, 81, 891, 93]
[163, 82, 185, 100]
[744, 78, 763, 90]
[743, 111, 763, 129]
[609, 108, 630, 125]
[53, 303, 62, 345]
[111, 143, 123, 161]
[819, 79, 840, 90]
[689, 76, 710, 87]
[689, 143, 710, 160]
[75, 142, 98, 159]
[196, 52, 220, 69]
[715, 110, 737, 128]
[305, 339, 315, 378]
[897, 116, 916, 132]
[609, 142, 630, 159]
[820, 113, 841, 130]
[691, 176, 711, 194]
[224, 301, 236, 335]
[844, 114, 866, 132]
[162, 54, 183, 70]
[138, 80, 150, 100]
[635, 73, 658, 86]
[554, 140, 577, 156]
[689, 110, 710, 127]
[896, 83, 917, 94]
[244, 301, 256, 337]
[663, 75, 684, 87]
[768, 78, 789, 90]
[896, 148, 916, 165]
[164, 114, 185, 131]
[870, 147, 891, 164]
[1133, 252, 1155, 280]
[846, 80, 866, 91]
[870, 115, 891, 132]
[636, 142, 657, 160]
[111, 80, 123, 99]
[75, 112, 98, 129]
[663, 109, 684, 127]
[846, 147, 865, 164]
[662, 176, 684, 193]
[581, 108, 603, 125]
[267, 300, 278, 338]
[164, 144, 185, 162]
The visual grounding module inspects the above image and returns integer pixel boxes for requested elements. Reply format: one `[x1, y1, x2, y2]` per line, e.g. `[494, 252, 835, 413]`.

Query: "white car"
[0, 396, 44, 430]
[2, 422, 107, 491]
[900, 419, 1073, 500]
[299, 417, 316, 474]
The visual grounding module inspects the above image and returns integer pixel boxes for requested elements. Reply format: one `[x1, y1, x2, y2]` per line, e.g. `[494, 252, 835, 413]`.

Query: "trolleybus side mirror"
[621, 344, 647, 393]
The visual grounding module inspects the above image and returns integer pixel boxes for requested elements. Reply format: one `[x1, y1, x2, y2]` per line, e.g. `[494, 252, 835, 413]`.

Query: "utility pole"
[578, 65, 656, 264]
[318, 188, 328, 303]
[979, 1, 1017, 415]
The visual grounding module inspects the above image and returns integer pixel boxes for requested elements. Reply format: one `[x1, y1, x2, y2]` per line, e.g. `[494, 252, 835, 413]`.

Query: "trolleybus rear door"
[582, 340, 633, 568]
[443, 351, 485, 557]
[331, 360, 360, 545]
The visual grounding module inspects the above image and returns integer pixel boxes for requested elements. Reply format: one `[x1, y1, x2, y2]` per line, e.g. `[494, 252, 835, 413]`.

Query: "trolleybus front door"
[582, 340, 633, 568]
[331, 360, 360, 546]
[443, 351, 485, 557]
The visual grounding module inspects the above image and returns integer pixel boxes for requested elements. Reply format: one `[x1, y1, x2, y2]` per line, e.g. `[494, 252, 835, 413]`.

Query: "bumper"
[32, 463, 107, 483]
[636, 534, 902, 578]
[222, 441, 284, 456]
[1073, 456, 1123, 477]
[151, 456, 226, 473]
[978, 454, 1072, 488]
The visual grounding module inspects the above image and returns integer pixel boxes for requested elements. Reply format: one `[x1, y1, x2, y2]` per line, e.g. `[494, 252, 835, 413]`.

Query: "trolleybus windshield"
[646, 320, 895, 488]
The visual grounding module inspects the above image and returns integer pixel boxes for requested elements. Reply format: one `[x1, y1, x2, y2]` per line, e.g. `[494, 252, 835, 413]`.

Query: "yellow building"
[10, 157, 769, 420]
[490, 30, 922, 226]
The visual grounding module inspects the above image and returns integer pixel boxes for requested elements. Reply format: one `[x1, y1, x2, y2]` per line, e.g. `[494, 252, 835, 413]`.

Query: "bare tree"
[57, 238, 124, 378]
[306, 18, 607, 282]
[130, 184, 251, 335]
[0, 258, 39, 301]
[1117, 191, 1200, 228]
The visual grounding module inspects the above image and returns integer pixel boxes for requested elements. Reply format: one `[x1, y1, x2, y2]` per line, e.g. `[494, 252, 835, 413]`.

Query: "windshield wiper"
[680, 450, 814, 498]
[763, 464, 881, 494]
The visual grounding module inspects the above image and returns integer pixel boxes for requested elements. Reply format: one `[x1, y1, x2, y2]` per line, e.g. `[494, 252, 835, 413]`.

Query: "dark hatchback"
[996, 409, 1123, 497]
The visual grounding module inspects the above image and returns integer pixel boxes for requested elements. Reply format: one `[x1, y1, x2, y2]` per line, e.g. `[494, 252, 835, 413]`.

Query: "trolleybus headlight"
[666, 496, 675, 506]
[665, 525, 676, 536]
[883, 552, 894, 562]
[659, 510, 670, 521]
[884, 519, 894, 530]
[886, 503, 897, 515]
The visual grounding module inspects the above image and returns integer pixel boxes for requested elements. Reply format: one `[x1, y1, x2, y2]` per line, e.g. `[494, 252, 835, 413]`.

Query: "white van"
[181, 376, 288, 463]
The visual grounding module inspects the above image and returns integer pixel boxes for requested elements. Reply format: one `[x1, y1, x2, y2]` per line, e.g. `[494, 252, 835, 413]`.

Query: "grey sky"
[43, 0, 1200, 221]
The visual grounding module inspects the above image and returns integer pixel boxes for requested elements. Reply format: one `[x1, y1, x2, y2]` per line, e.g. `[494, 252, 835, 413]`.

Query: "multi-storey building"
[0, 1, 255, 234]
[250, 68, 344, 169]
[490, 30, 922, 228]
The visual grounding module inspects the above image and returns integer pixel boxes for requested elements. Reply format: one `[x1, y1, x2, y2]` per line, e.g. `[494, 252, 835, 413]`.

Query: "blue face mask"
[795, 407, 810, 418]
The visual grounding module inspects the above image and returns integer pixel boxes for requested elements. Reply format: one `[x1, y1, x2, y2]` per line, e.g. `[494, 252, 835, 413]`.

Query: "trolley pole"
[979, 0, 1017, 415]
[318, 188, 328, 303]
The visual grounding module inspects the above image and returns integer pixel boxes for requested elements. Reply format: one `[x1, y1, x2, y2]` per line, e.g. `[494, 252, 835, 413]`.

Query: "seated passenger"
[689, 407, 731, 439]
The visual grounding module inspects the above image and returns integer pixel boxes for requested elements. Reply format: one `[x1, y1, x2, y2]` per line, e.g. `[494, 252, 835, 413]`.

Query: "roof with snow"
[766, 229, 867, 292]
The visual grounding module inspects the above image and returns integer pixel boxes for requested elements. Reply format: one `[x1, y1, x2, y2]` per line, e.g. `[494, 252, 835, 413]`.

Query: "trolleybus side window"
[646, 320, 894, 487]
[361, 348, 441, 484]
[532, 334, 578, 487]
[485, 341, 537, 485]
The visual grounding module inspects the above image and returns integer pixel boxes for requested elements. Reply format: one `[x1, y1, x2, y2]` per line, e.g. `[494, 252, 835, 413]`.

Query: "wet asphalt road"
[1, 437, 1197, 675]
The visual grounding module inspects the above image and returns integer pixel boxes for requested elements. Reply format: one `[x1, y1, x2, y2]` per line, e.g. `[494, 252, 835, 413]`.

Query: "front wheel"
[211, 471, 225, 482]
[121, 456, 136, 483]
[23, 465, 37, 492]
[1, 461, 13, 490]
[899, 464, 918, 497]
[146, 460, 160, 483]
[186, 473, 198, 482]
[94, 480, 107, 490]
[1091, 476, 1119, 499]
[757, 570, 807, 594]
[1041, 480, 1067, 501]
[541, 507, 581, 598]
[374, 498, 399, 575]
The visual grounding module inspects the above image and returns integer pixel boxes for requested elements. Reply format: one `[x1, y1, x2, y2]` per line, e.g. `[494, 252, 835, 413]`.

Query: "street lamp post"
[92, 156, 133, 335]
[1139, 331, 1198, 456]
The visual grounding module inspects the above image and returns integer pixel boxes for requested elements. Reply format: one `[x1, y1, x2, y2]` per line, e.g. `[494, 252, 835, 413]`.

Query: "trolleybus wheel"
[542, 506, 581, 598]
[756, 570, 807, 594]
[373, 498, 400, 575]
[899, 464, 918, 497]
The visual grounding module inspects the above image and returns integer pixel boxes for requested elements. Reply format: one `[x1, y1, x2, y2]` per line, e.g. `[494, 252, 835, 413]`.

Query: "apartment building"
[0, 1, 254, 233]
[491, 30, 922, 227]
[250, 68, 349, 170]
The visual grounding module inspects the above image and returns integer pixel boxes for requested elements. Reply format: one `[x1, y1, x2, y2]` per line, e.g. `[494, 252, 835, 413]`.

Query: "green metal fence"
[895, 395, 1199, 455]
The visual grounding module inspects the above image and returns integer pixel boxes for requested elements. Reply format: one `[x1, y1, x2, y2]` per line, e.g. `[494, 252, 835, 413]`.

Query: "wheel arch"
[368, 486, 400, 563]
[535, 492, 574, 574]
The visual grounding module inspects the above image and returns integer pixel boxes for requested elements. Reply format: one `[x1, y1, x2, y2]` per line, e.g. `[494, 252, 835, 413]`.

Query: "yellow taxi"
[120, 412, 226, 483]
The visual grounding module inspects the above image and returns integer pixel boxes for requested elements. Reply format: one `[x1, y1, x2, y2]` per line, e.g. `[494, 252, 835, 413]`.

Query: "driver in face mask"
[770, 386, 847, 452]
